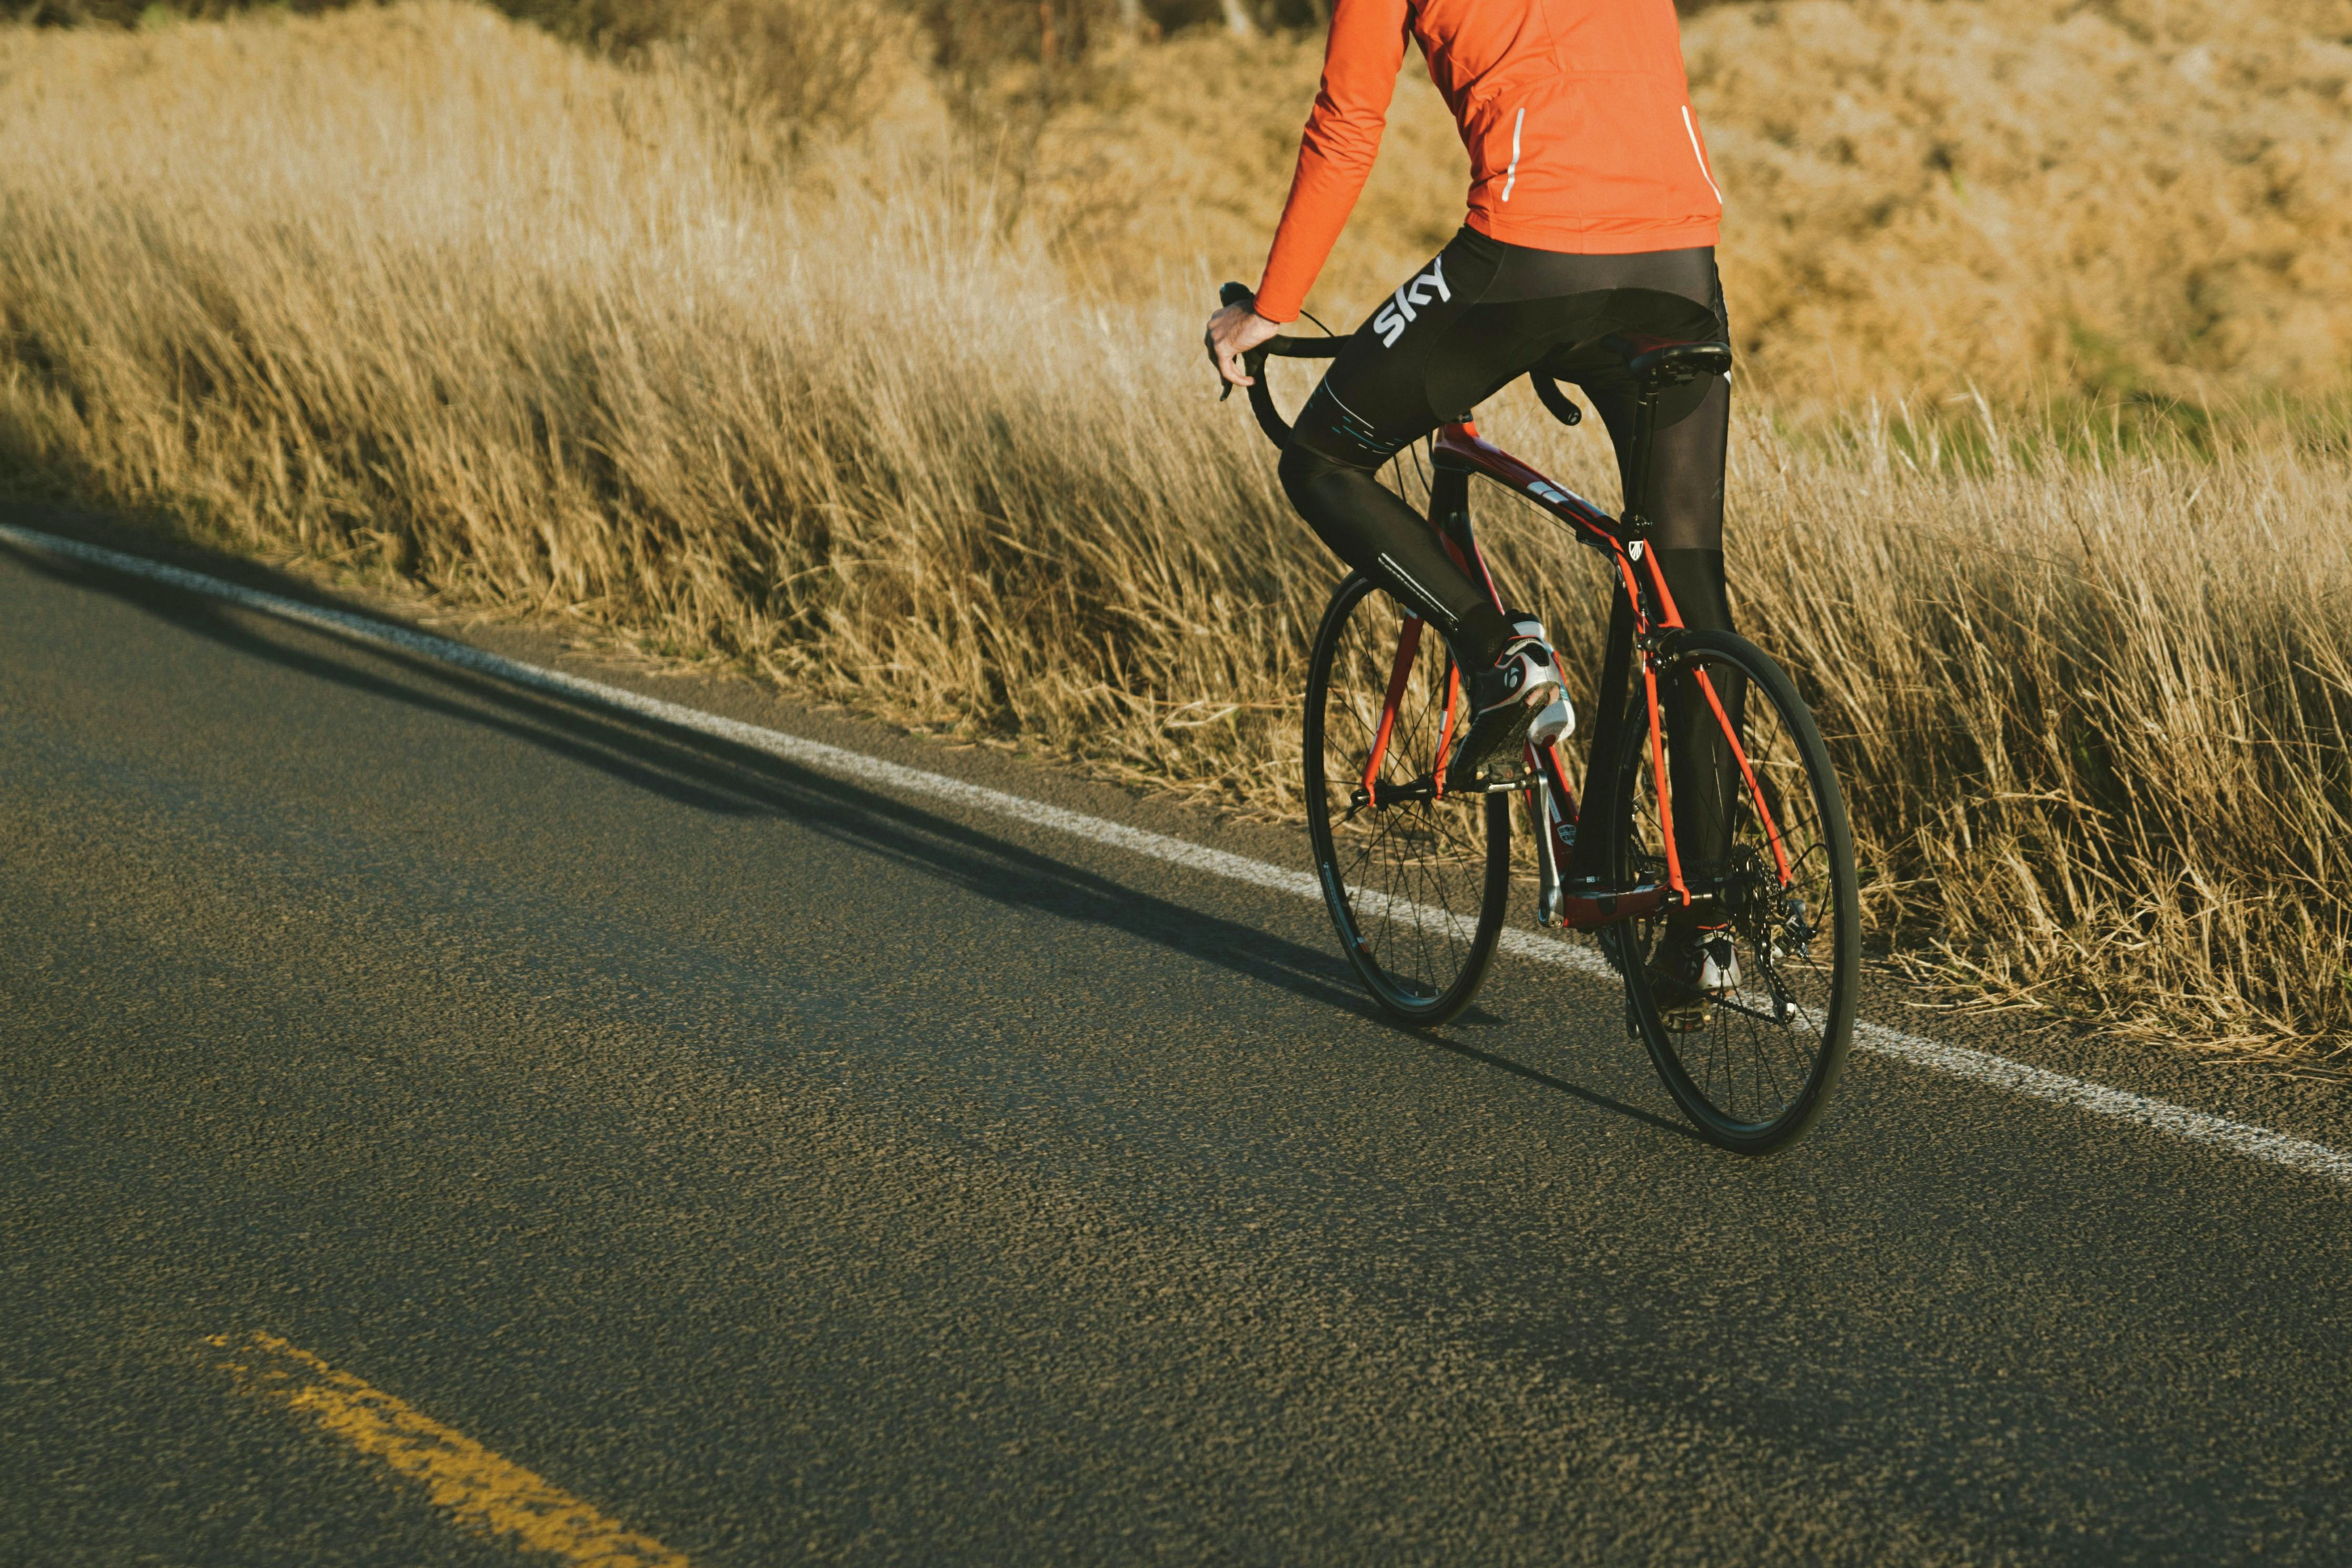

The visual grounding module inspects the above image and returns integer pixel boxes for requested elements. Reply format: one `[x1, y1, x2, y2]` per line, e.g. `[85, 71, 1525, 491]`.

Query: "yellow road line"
[207, 1331, 689, 1567]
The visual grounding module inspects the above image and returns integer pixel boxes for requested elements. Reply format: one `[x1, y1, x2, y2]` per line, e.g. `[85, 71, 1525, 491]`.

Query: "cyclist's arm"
[1253, 0, 1410, 325]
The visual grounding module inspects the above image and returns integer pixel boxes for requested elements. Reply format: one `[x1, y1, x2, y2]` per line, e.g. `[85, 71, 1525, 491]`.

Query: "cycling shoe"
[1445, 616, 1564, 791]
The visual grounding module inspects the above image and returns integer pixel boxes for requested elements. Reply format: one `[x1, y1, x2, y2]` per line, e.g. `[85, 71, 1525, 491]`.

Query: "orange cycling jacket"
[1253, 0, 1723, 323]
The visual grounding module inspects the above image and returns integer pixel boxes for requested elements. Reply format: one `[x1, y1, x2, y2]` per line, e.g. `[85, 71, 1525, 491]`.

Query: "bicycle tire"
[1304, 572, 1510, 1025]
[1603, 629, 1860, 1153]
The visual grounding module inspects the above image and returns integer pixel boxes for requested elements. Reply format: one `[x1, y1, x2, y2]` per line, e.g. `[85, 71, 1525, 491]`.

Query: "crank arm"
[1371, 777, 1437, 807]
[1531, 776, 1564, 927]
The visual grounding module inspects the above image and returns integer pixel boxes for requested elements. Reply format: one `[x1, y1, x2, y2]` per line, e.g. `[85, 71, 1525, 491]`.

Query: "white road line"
[9, 521, 2350, 1187]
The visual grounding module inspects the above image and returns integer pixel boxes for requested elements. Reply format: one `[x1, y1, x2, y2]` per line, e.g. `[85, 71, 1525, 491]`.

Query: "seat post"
[1622, 383, 1662, 544]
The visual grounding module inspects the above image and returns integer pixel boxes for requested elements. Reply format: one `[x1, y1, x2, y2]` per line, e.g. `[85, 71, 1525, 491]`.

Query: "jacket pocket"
[1556, 72, 1722, 228]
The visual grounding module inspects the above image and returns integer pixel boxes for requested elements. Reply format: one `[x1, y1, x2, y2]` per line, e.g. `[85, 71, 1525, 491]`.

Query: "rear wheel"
[1305, 573, 1509, 1025]
[1604, 630, 1860, 1153]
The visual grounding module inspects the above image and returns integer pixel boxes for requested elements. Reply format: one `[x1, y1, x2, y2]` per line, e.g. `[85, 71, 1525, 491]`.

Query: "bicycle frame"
[1358, 417, 1795, 932]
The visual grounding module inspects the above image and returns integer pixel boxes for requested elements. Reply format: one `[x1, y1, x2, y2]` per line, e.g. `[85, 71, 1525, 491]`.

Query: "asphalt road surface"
[5, 512, 2350, 1566]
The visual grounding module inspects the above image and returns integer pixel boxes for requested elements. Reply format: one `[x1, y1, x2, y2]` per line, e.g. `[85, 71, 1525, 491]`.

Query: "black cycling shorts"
[1276, 226, 1731, 649]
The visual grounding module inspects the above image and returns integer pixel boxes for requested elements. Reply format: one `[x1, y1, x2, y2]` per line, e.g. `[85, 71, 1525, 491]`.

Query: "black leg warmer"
[1656, 547, 1745, 913]
[1278, 443, 1511, 666]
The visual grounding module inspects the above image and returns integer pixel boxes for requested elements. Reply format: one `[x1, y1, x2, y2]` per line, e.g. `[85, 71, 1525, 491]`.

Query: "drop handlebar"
[1217, 282, 1344, 448]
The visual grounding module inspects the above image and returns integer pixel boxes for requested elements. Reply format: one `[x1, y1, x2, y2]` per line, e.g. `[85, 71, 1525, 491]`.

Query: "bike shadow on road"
[5, 534, 1699, 1144]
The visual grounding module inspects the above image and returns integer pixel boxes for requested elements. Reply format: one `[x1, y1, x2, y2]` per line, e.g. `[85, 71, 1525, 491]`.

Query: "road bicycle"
[1219, 282, 1860, 1154]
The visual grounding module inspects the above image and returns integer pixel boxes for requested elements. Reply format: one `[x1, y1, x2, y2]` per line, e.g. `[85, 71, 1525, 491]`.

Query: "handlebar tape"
[1218, 282, 1342, 448]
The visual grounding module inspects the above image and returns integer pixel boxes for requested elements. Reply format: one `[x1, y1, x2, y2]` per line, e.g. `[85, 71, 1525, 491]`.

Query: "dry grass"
[1027, 0, 2352, 404]
[2, 2, 2348, 1063]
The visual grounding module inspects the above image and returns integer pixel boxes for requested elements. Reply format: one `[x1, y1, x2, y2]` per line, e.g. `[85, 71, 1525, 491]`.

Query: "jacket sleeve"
[1251, 0, 1411, 323]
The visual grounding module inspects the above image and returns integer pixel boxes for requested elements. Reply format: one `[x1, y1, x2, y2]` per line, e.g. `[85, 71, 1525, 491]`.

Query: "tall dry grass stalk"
[2, 4, 2347, 1060]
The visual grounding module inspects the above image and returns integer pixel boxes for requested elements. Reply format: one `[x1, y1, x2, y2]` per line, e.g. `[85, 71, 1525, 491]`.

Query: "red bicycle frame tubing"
[1640, 548, 1797, 887]
[1431, 418, 1796, 899]
[1432, 422, 1625, 548]
[1693, 667, 1794, 884]
[1359, 614, 1424, 794]
[1641, 661, 1688, 899]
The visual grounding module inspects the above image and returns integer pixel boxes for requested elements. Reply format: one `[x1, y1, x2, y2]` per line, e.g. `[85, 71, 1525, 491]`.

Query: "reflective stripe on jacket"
[1254, 0, 1723, 323]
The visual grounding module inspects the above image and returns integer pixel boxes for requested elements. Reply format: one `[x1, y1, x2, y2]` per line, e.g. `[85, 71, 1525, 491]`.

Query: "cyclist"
[1205, 0, 1741, 1027]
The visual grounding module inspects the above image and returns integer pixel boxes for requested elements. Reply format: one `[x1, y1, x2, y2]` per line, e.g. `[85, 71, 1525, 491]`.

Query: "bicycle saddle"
[1600, 333, 1733, 389]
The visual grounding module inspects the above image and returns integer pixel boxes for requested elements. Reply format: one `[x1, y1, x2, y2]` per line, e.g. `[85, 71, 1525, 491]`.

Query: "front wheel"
[1304, 573, 1510, 1025]
[1604, 629, 1860, 1154]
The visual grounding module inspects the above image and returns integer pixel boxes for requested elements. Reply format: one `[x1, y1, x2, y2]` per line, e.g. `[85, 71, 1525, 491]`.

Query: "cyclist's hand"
[1205, 301, 1283, 388]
